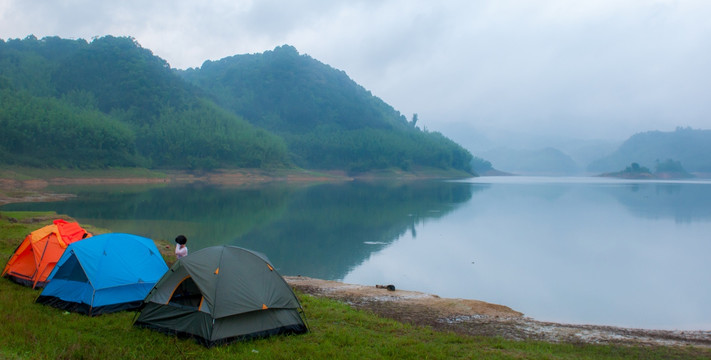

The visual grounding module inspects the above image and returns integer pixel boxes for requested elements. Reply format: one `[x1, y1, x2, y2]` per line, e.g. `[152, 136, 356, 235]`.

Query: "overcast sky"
[2, 0, 711, 146]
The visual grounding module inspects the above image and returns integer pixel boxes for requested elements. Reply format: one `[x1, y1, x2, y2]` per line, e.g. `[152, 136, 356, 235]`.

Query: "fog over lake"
[3, 177, 710, 330]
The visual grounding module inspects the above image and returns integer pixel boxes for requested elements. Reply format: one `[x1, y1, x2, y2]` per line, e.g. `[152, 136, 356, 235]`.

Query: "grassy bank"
[1, 212, 708, 359]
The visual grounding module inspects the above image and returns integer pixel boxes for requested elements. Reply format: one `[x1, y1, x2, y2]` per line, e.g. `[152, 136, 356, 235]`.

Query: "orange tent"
[2, 219, 90, 289]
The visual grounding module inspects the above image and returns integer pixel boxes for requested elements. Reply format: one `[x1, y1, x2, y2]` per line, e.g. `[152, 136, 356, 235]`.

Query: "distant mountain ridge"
[466, 128, 710, 177]
[587, 128, 711, 174]
[0, 36, 472, 174]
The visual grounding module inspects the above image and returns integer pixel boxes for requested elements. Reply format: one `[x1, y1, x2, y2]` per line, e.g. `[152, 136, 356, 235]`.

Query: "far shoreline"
[0, 166, 475, 206]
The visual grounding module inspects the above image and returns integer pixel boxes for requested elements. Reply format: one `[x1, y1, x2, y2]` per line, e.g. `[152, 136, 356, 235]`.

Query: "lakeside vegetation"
[1, 211, 709, 359]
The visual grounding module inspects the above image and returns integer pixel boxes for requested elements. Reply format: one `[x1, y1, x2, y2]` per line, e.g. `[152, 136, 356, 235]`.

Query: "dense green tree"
[136, 100, 289, 169]
[0, 89, 141, 168]
[0, 36, 290, 170]
[51, 36, 195, 123]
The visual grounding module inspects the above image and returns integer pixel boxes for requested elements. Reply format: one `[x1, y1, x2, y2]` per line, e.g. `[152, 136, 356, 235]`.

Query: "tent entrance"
[169, 276, 202, 309]
[52, 253, 88, 283]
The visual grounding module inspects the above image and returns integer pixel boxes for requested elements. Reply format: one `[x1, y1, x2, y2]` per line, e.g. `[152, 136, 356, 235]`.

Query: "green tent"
[133, 245, 308, 346]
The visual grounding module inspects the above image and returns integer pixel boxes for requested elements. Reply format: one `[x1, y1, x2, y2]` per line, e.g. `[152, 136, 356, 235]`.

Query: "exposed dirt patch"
[166, 169, 350, 185]
[0, 170, 348, 206]
[285, 276, 711, 348]
[0, 168, 429, 207]
[0, 183, 76, 206]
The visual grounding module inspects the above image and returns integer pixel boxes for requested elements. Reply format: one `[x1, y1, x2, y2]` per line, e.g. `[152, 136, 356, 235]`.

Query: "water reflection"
[597, 182, 711, 223]
[3, 177, 710, 330]
[2, 181, 478, 280]
[231, 181, 479, 279]
[343, 177, 711, 330]
[3, 183, 292, 247]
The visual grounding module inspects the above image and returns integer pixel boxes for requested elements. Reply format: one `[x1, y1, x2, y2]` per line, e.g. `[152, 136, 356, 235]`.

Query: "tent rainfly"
[36, 233, 168, 316]
[134, 245, 308, 346]
[2, 219, 90, 289]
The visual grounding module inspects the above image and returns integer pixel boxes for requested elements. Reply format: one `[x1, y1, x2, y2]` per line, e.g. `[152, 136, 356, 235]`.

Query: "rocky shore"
[285, 276, 711, 348]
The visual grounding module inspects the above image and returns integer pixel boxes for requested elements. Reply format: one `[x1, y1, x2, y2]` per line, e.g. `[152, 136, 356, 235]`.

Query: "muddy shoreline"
[0, 170, 348, 206]
[1, 177, 710, 348]
[286, 276, 711, 348]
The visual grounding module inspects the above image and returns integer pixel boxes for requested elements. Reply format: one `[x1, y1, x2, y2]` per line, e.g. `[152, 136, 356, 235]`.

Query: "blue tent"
[36, 233, 168, 316]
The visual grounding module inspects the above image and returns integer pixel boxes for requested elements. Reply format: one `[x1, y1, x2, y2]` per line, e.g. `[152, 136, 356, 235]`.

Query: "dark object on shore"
[376, 284, 396, 291]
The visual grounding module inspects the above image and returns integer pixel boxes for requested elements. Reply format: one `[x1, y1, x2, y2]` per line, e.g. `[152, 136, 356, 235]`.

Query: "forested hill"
[180, 45, 404, 134]
[0, 36, 473, 174]
[587, 127, 711, 173]
[179, 45, 472, 172]
[0, 36, 288, 169]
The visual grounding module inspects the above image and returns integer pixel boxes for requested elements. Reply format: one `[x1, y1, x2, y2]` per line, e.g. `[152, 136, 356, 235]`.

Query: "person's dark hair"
[175, 235, 187, 245]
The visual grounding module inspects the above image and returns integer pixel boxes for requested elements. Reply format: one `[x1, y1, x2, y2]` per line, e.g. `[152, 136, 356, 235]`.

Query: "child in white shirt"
[175, 235, 188, 259]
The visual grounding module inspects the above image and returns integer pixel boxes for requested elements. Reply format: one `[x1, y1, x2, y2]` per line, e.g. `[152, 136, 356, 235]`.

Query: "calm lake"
[3, 176, 710, 331]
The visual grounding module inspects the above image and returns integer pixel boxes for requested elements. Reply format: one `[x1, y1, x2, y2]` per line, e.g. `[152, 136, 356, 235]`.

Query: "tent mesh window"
[52, 254, 89, 282]
[169, 276, 202, 309]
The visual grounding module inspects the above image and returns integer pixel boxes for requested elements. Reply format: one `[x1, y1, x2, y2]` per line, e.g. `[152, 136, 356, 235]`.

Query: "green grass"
[1, 211, 709, 359]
